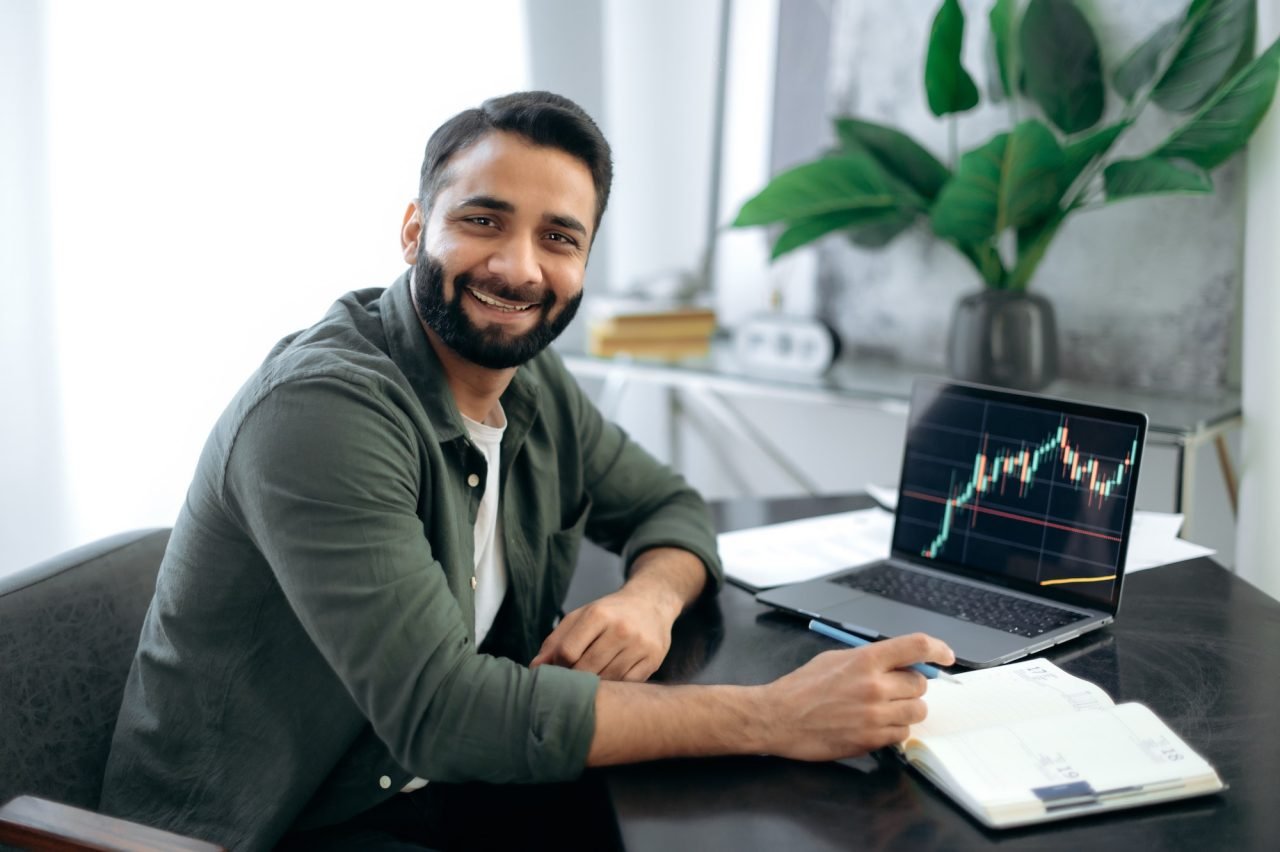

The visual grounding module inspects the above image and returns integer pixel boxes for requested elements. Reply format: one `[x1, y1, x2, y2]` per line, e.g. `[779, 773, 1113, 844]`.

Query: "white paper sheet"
[1125, 512, 1216, 572]
[718, 508, 893, 589]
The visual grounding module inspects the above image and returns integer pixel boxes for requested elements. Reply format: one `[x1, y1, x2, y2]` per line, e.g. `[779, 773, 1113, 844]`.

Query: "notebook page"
[910, 658, 1114, 741]
[906, 703, 1220, 821]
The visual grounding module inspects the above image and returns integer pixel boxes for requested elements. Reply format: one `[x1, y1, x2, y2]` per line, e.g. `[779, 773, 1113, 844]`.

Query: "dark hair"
[417, 91, 613, 236]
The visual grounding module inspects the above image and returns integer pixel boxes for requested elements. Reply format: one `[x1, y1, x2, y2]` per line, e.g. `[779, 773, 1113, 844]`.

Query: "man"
[100, 91, 953, 851]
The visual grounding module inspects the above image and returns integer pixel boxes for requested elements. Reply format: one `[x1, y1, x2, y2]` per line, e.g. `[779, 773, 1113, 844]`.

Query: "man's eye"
[466, 216, 496, 227]
[546, 232, 579, 247]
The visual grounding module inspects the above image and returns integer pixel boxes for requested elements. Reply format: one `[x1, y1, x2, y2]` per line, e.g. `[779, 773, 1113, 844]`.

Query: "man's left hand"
[530, 547, 707, 682]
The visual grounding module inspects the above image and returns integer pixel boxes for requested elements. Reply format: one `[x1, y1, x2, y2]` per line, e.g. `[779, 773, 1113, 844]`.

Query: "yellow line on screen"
[1040, 575, 1117, 586]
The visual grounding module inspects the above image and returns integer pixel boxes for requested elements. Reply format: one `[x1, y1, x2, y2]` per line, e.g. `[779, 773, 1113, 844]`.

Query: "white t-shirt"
[402, 404, 508, 794]
[462, 405, 508, 646]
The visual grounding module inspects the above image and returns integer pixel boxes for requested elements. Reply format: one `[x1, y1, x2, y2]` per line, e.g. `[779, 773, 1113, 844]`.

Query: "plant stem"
[1071, 200, 1109, 214]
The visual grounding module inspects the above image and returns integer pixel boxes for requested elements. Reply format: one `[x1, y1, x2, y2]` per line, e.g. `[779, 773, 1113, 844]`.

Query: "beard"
[412, 247, 582, 370]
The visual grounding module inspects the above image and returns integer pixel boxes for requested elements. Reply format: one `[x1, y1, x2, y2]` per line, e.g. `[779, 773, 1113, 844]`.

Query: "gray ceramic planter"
[946, 290, 1058, 390]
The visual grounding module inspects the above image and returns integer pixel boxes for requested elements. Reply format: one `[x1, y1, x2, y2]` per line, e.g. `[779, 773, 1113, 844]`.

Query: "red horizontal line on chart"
[901, 490, 1123, 543]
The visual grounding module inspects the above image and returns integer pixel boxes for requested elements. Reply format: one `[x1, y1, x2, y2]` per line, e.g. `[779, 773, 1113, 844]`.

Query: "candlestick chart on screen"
[892, 390, 1143, 605]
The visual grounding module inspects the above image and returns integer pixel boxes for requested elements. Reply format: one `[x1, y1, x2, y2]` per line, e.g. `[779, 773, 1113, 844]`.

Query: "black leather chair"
[0, 529, 223, 851]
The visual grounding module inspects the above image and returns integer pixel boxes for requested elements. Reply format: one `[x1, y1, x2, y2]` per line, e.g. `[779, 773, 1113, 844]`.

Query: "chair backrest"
[0, 529, 170, 810]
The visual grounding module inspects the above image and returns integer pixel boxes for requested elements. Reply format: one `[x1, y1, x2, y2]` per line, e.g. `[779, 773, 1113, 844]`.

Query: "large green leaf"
[1221, 2, 1258, 82]
[1156, 36, 1280, 169]
[1103, 157, 1213, 198]
[1114, 20, 1180, 101]
[846, 207, 920, 249]
[930, 121, 1065, 243]
[770, 208, 909, 259]
[987, 0, 1016, 101]
[1154, 0, 1254, 113]
[1055, 121, 1131, 202]
[925, 0, 980, 116]
[1001, 121, 1066, 227]
[931, 134, 1008, 243]
[834, 118, 951, 200]
[1020, 0, 1105, 134]
[733, 154, 899, 227]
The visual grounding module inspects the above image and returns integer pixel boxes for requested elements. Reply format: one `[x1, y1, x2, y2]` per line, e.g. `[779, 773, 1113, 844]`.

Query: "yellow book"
[899, 658, 1224, 828]
[586, 331, 711, 360]
[589, 308, 717, 340]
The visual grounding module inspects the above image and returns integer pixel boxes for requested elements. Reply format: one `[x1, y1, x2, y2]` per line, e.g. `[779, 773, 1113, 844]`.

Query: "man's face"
[405, 131, 596, 370]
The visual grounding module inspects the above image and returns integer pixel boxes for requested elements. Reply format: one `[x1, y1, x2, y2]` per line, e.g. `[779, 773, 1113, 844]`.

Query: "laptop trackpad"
[758, 582, 869, 619]
[825, 596, 1023, 662]
[827, 597, 959, 637]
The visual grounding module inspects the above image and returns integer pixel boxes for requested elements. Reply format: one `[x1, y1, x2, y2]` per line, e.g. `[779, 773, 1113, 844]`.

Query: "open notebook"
[897, 658, 1224, 828]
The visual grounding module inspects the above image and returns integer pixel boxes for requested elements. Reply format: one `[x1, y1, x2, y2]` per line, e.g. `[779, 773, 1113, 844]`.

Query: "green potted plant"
[733, 0, 1280, 389]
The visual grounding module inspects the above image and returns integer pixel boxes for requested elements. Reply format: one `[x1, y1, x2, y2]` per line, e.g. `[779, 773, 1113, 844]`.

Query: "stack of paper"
[717, 509, 892, 590]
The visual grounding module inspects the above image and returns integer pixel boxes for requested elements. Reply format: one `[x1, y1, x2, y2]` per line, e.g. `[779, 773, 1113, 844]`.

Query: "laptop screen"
[891, 379, 1148, 613]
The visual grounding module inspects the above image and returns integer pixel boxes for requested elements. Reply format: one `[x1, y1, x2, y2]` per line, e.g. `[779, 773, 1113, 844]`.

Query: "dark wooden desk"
[565, 495, 1280, 852]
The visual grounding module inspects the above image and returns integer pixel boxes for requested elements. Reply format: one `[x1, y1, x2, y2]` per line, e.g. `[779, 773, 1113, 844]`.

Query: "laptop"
[757, 378, 1148, 668]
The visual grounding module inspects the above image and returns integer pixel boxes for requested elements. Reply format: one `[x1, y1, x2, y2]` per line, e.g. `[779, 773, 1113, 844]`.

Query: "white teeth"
[469, 288, 533, 312]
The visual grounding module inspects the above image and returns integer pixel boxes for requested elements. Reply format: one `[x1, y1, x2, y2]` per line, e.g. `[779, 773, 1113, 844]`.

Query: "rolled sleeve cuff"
[623, 523, 725, 596]
[524, 664, 600, 781]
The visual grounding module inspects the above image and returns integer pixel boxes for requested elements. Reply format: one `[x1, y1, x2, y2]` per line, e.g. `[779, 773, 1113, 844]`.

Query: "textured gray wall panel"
[804, 0, 1242, 391]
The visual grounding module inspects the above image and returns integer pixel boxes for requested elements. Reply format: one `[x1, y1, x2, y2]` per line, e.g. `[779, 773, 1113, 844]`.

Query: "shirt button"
[378, 775, 391, 790]
[471, 576, 478, 591]
[467, 473, 480, 487]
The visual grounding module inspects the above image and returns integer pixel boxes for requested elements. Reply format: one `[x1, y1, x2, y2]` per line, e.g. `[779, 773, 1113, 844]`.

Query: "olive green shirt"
[99, 273, 723, 851]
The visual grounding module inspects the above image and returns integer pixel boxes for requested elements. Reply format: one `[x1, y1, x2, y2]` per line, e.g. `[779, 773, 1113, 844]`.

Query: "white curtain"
[1, 1, 66, 573]
[2, 0, 529, 574]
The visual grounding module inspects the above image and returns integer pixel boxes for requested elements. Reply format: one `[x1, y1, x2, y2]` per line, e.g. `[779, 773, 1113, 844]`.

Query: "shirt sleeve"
[221, 375, 599, 784]
[556, 361, 725, 594]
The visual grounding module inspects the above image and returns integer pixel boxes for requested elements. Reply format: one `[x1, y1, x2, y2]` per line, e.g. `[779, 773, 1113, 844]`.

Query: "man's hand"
[530, 586, 677, 681]
[531, 547, 707, 682]
[759, 632, 956, 759]
[585, 631, 956, 766]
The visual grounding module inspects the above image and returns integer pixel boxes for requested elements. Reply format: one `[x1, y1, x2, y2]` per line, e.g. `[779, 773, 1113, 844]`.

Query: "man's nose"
[487, 234, 543, 286]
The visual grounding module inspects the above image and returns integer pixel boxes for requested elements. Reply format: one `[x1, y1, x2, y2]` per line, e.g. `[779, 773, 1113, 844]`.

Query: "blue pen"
[808, 619, 964, 684]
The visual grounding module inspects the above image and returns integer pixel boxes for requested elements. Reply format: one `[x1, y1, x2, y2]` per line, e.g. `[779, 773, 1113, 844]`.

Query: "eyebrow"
[548, 213, 589, 238]
[455, 195, 515, 215]
[454, 195, 589, 239]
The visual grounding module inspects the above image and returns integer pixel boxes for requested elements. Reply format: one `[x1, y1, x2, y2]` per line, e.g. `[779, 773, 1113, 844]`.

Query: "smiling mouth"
[467, 287, 537, 313]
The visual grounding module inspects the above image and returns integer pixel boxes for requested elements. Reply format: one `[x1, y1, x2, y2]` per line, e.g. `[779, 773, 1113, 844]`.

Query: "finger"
[542, 610, 605, 668]
[575, 639, 627, 678]
[597, 647, 643, 682]
[880, 724, 912, 746]
[885, 697, 928, 728]
[573, 622, 632, 674]
[531, 609, 580, 666]
[530, 636, 563, 667]
[867, 632, 956, 670]
[621, 656, 658, 683]
[882, 669, 928, 700]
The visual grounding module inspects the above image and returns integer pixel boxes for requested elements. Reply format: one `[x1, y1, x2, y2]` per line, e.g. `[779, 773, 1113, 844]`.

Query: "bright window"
[44, 0, 529, 545]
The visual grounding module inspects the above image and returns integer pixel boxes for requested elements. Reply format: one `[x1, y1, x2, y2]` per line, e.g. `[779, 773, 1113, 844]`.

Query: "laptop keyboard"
[832, 563, 1088, 638]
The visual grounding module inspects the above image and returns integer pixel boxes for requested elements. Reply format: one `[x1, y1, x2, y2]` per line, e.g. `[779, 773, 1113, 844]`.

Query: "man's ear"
[401, 200, 423, 265]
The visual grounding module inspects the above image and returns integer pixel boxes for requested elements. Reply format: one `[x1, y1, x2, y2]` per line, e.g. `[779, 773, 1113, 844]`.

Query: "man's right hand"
[757, 632, 955, 760]
[585, 632, 955, 768]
